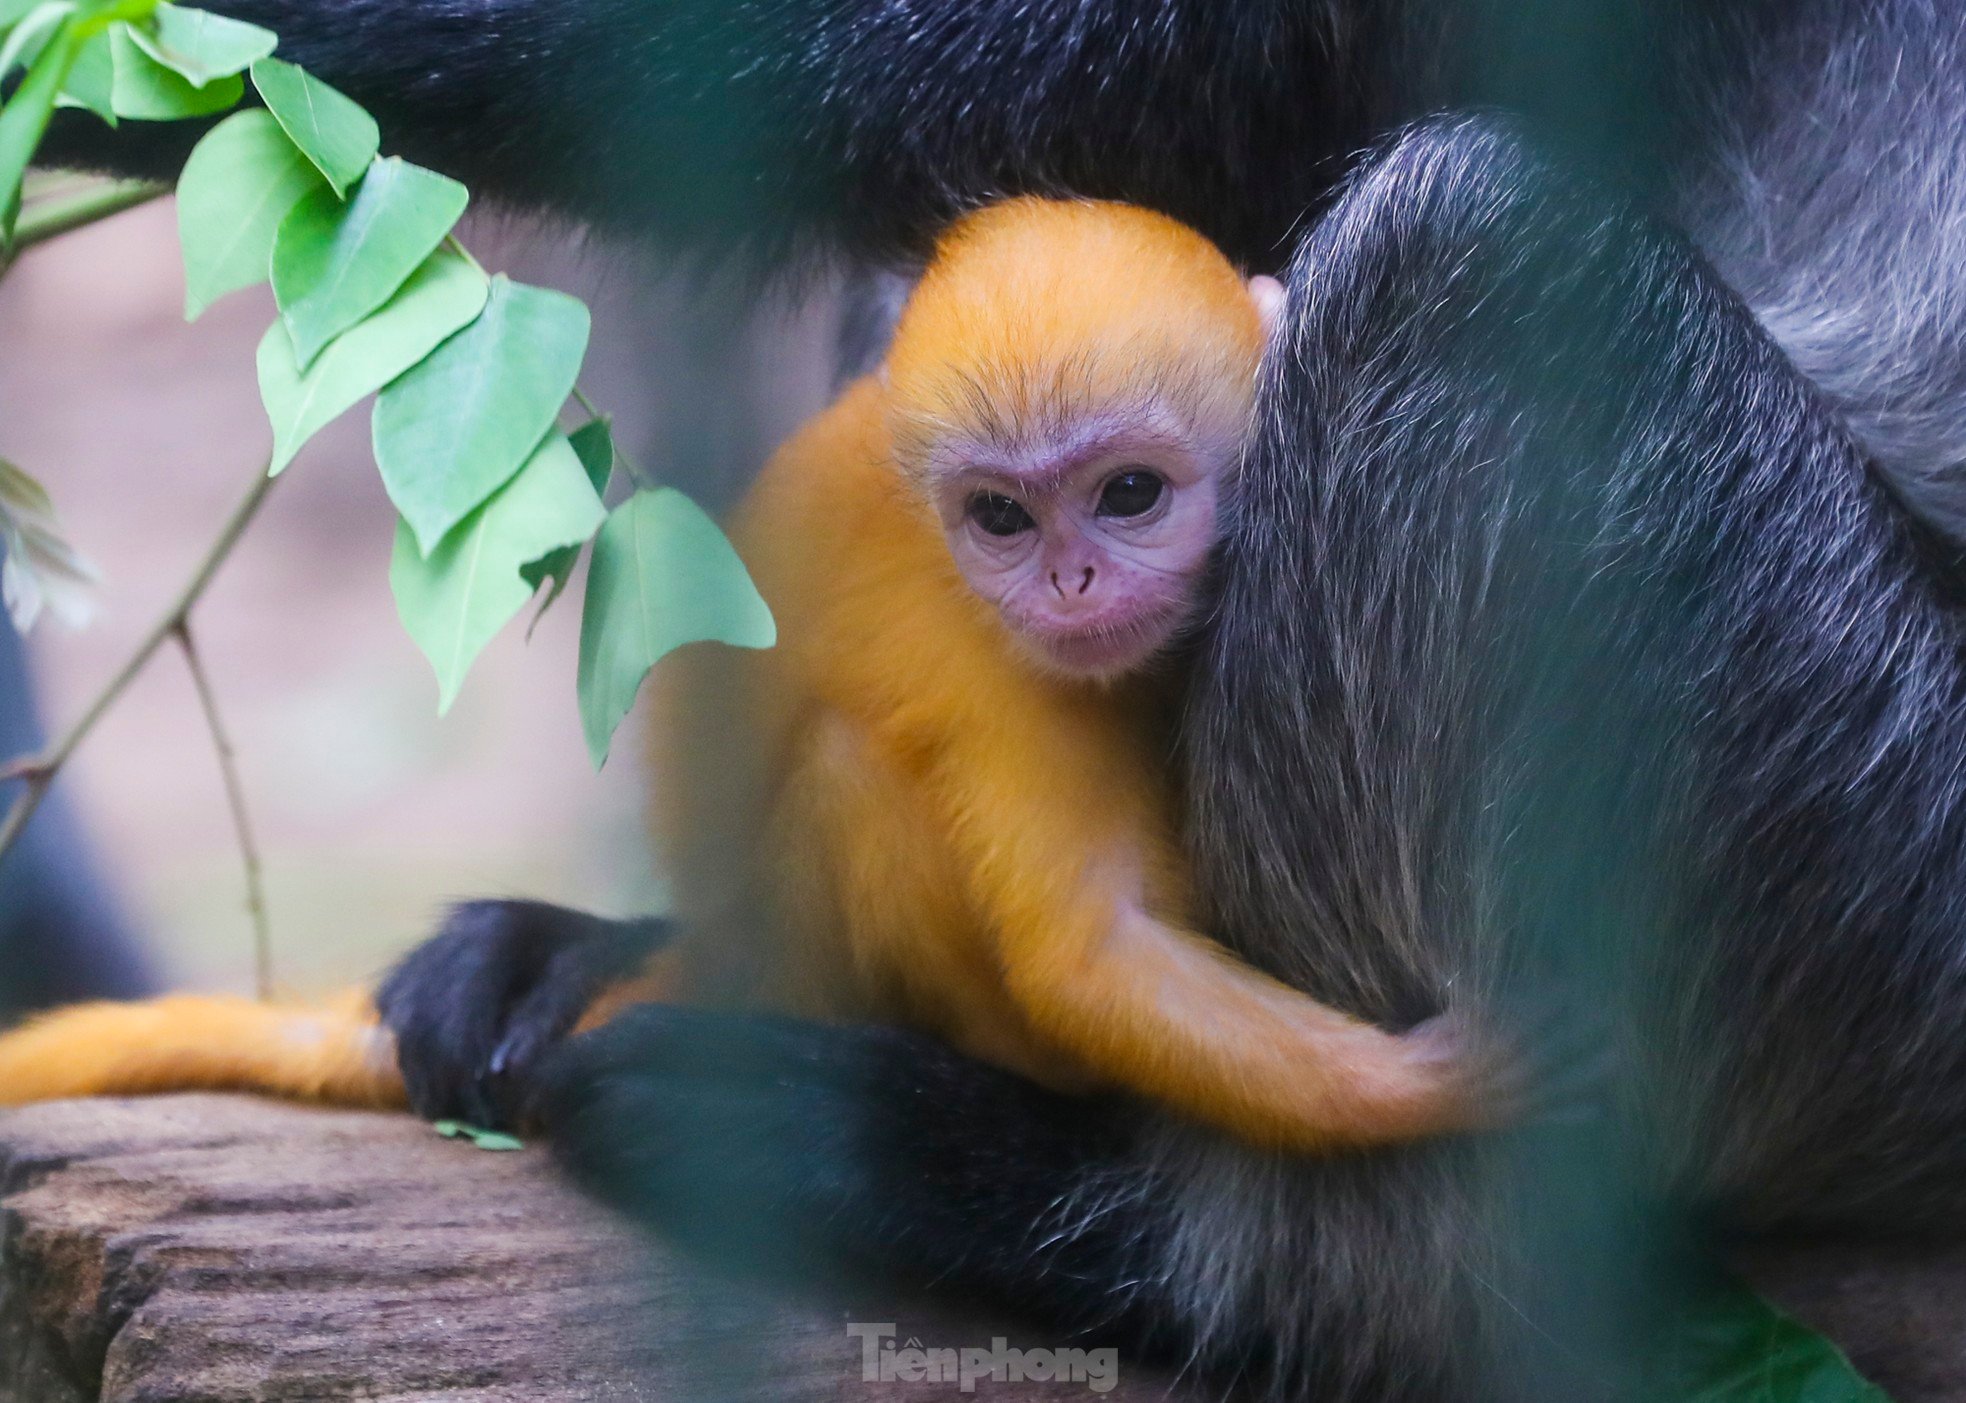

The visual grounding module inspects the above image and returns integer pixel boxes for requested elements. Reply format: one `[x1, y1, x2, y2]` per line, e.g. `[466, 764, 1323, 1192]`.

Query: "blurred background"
[0, 197, 843, 996]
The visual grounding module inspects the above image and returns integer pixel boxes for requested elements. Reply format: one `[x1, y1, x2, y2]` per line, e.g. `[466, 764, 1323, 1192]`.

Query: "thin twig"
[0, 754, 46, 784]
[0, 456, 278, 866]
[442, 233, 484, 274]
[174, 619, 272, 1001]
[12, 179, 170, 252]
[21, 171, 97, 204]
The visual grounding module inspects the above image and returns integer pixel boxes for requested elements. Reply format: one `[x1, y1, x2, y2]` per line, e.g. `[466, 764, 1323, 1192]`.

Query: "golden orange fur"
[884, 197, 1266, 478]
[0, 989, 402, 1108]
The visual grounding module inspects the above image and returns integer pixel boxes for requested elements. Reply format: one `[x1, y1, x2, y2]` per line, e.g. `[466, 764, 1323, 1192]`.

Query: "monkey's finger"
[488, 915, 675, 1123]
[377, 901, 538, 1126]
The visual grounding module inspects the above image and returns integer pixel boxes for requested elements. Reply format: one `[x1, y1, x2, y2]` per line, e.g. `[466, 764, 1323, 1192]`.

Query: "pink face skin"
[927, 412, 1231, 681]
[919, 276, 1282, 682]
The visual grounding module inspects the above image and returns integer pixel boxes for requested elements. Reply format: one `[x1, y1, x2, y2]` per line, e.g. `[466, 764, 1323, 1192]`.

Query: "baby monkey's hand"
[1400, 998, 1610, 1136]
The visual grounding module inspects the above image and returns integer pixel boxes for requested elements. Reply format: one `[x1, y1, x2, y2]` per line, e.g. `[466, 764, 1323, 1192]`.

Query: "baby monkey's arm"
[957, 770, 1520, 1153]
[1008, 890, 1515, 1152]
[990, 864, 1509, 1147]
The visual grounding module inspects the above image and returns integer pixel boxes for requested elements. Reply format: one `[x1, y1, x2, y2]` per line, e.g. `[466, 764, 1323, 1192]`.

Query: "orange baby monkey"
[0, 198, 1523, 1154]
[648, 196, 1522, 1151]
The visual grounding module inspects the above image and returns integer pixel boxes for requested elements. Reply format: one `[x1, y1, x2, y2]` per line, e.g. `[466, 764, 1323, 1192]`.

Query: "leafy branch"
[12, 176, 164, 248]
[0, 0, 775, 991]
[0, 456, 275, 862]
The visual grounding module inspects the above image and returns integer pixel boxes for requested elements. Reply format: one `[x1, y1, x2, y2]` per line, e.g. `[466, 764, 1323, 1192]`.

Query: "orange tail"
[0, 988, 405, 1110]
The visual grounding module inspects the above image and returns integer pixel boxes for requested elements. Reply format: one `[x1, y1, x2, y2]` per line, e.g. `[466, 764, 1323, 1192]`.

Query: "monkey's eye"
[967, 492, 1034, 537]
[1097, 470, 1165, 518]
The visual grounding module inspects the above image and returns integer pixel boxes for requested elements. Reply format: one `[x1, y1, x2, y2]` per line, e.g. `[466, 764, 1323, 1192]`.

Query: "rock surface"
[0, 1096, 1175, 1401]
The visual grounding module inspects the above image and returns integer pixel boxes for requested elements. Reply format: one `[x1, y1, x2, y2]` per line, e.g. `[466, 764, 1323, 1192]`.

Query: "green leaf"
[577, 488, 775, 768]
[566, 417, 615, 493]
[0, 19, 82, 241]
[0, 0, 45, 30]
[392, 431, 605, 713]
[0, 2, 71, 83]
[519, 416, 613, 633]
[107, 24, 240, 118]
[374, 275, 591, 555]
[248, 55, 376, 196]
[2, 0, 119, 29]
[432, 1120, 522, 1151]
[55, 27, 112, 121]
[271, 157, 467, 369]
[0, 458, 97, 632]
[44, 0, 150, 117]
[1655, 1279, 1889, 1402]
[177, 108, 326, 319]
[258, 248, 488, 473]
[125, 2, 271, 85]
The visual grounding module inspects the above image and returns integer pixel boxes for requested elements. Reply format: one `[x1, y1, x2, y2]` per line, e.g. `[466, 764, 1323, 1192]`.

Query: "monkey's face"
[930, 426, 1225, 681]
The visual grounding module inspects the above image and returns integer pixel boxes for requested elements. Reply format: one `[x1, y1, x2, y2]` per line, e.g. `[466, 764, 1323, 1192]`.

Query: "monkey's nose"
[1051, 568, 1095, 598]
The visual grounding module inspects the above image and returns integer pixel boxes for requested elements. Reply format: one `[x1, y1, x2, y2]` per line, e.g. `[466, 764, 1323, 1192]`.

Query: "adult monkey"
[38, 2, 1966, 1398]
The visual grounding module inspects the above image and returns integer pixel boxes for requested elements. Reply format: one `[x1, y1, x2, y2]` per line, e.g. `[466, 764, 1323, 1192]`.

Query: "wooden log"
[9, 1094, 1963, 1401]
[0, 1096, 1176, 1401]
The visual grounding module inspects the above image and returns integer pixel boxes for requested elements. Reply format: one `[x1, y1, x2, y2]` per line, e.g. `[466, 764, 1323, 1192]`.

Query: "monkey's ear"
[1249, 276, 1286, 338]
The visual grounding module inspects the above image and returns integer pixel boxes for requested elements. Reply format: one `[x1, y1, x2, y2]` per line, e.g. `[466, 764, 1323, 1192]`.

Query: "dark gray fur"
[1675, 1, 1966, 546]
[1162, 104, 1966, 1397]
[42, 0, 1966, 1397]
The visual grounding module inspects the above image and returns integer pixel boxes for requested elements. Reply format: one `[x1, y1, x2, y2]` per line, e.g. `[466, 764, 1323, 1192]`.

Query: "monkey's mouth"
[1027, 606, 1182, 677]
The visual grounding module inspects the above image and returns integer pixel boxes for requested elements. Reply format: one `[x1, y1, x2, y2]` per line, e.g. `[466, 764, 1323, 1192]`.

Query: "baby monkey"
[650, 195, 1523, 1151]
[0, 198, 1523, 1154]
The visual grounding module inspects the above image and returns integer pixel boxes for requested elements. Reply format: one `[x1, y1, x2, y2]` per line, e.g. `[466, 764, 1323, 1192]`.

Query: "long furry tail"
[0, 989, 405, 1109]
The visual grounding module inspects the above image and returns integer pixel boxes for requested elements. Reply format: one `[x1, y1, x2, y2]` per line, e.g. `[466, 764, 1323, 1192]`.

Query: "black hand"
[375, 899, 669, 1128]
